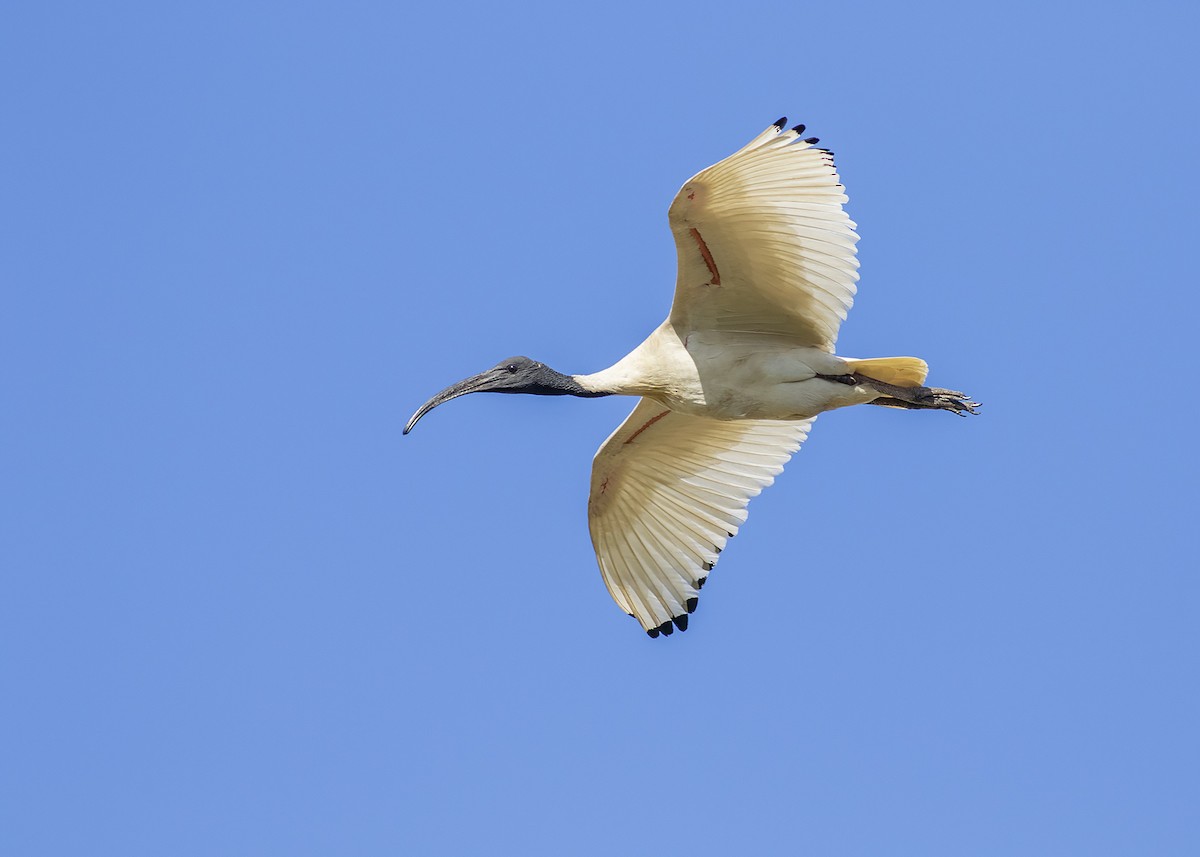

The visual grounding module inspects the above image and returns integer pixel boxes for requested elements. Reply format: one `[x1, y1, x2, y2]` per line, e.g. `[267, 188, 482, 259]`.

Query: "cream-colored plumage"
[404, 118, 978, 639]
[589, 399, 812, 633]
[667, 123, 858, 346]
[585, 121, 860, 636]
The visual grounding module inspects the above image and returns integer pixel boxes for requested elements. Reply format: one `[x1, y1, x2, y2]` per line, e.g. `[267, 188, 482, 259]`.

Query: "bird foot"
[918, 387, 981, 416]
[858, 375, 981, 416]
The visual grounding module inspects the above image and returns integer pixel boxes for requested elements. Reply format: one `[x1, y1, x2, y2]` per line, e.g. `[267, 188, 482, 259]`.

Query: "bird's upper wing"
[588, 398, 814, 637]
[667, 119, 860, 350]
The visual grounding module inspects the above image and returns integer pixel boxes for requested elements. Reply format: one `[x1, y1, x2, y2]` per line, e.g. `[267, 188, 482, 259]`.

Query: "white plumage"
[589, 400, 812, 633]
[666, 121, 858, 346]
[405, 118, 977, 638]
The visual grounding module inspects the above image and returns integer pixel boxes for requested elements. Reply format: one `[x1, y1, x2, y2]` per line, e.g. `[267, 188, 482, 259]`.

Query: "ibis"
[405, 117, 978, 638]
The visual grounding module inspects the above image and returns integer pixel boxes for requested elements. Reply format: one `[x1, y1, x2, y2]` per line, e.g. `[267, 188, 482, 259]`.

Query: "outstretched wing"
[667, 118, 860, 350]
[588, 398, 814, 638]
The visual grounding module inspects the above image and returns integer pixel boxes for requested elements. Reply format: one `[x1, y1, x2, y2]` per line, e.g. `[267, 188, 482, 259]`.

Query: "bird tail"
[843, 357, 929, 387]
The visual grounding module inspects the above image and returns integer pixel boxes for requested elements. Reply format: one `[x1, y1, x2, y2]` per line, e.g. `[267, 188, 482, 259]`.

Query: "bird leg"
[855, 374, 981, 416]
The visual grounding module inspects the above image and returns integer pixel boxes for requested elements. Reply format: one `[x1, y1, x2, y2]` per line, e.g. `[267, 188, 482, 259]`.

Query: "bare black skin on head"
[403, 356, 609, 434]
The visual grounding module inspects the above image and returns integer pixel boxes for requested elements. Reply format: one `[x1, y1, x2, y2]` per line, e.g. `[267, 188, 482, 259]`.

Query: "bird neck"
[574, 352, 662, 397]
[561, 373, 612, 398]
[529, 366, 611, 398]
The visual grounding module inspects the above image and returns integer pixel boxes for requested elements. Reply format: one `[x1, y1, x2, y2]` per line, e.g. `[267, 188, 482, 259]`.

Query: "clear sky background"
[3, 1, 1197, 854]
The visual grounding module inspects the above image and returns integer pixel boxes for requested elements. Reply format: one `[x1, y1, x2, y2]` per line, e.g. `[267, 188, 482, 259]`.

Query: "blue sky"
[3, 1, 1197, 854]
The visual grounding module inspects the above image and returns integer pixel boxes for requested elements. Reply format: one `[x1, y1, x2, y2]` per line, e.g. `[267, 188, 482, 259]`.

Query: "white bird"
[405, 117, 978, 638]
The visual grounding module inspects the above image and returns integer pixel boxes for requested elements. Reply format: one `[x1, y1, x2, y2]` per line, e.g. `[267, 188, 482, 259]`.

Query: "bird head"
[404, 356, 590, 434]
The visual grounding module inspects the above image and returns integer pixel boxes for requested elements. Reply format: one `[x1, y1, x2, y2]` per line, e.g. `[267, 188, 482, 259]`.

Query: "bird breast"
[685, 334, 869, 420]
[584, 323, 873, 422]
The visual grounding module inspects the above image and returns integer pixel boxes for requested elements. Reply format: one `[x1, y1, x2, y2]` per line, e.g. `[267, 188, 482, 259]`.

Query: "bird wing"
[667, 119, 860, 350]
[588, 398, 814, 637]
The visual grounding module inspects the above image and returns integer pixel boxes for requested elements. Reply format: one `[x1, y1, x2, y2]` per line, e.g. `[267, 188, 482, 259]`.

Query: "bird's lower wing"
[667, 119, 859, 349]
[588, 398, 815, 637]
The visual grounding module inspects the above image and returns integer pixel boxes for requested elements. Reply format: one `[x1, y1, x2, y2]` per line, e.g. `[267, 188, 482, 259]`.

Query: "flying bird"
[405, 117, 978, 638]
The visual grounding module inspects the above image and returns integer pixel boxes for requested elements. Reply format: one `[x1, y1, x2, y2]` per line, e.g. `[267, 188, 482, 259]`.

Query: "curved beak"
[403, 371, 497, 435]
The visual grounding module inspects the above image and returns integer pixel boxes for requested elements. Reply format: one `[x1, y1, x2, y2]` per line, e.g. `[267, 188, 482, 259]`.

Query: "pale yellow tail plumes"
[843, 357, 929, 387]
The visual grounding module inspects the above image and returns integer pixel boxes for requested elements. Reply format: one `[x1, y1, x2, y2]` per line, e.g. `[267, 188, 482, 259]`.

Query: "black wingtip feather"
[804, 136, 820, 144]
[647, 628, 660, 639]
[791, 123, 806, 135]
[672, 614, 689, 632]
[772, 116, 787, 129]
[697, 576, 708, 589]
[686, 597, 698, 614]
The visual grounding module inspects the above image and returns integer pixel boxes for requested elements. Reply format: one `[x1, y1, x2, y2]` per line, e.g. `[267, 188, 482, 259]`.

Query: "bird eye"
[506, 364, 518, 373]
